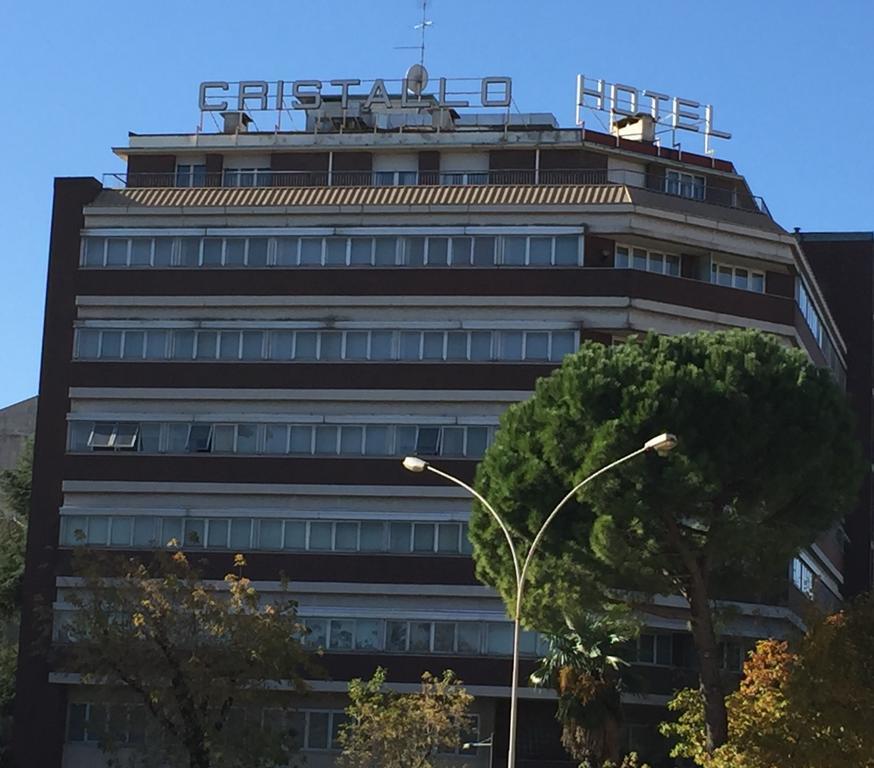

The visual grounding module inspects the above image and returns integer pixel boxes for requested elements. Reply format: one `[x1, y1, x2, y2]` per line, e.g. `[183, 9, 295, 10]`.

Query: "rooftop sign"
[198, 74, 512, 113]
[576, 74, 731, 151]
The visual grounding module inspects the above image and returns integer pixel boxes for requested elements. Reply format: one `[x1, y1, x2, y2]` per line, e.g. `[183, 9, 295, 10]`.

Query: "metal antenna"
[413, 0, 432, 66]
[394, 0, 433, 66]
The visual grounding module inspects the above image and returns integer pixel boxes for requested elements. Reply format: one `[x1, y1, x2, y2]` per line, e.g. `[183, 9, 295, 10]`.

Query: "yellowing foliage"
[662, 594, 874, 768]
[337, 667, 473, 768]
[65, 549, 316, 768]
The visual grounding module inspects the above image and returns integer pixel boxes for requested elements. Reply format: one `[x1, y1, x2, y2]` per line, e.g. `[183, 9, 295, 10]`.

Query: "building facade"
[801, 232, 874, 598]
[13, 83, 855, 768]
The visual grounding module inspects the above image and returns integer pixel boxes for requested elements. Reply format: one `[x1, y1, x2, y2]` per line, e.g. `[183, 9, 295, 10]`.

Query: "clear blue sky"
[1, 0, 872, 409]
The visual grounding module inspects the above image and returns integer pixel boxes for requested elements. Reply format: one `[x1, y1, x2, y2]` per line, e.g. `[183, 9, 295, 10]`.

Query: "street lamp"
[402, 433, 677, 768]
[462, 734, 494, 768]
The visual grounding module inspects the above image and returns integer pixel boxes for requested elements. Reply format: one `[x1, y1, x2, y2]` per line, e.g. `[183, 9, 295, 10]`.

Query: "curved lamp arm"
[519, 444, 647, 586]
[417, 461, 522, 592]
[401, 432, 676, 598]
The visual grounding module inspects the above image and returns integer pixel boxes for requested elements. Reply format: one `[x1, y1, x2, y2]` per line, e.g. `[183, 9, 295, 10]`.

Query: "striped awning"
[91, 183, 633, 209]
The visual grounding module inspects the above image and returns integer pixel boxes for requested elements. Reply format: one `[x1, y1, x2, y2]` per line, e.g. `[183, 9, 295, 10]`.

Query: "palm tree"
[530, 613, 636, 767]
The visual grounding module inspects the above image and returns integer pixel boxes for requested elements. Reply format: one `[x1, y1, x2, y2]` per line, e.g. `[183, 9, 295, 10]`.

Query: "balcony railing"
[102, 168, 769, 215]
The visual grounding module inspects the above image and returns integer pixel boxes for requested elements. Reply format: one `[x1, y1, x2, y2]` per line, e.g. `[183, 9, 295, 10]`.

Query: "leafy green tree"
[0, 438, 32, 762]
[664, 595, 874, 768]
[63, 550, 315, 768]
[530, 613, 636, 766]
[0, 438, 31, 620]
[337, 666, 474, 768]
[470, 330, 861, 751]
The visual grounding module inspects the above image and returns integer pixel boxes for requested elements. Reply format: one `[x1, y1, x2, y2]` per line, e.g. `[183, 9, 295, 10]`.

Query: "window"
[186, 425, 213, 453]
[413, 524, 435, 552]
[554, 235, 580, 265]
[76, 329, 100, 358]
[389, 523, 412, 553]
[106, 239, 128, 266]
[58, 515, 482, 556]
[355, 619, 380, 650]
[309, 521, 332, 550]
[223, 168, 271, 187]
[791, 557, 815, 599]
[100, 331, 122, 358]
[284, 521, 306, 549]
[70, 420, 496, 461]
[82, 238, 106, 267]
[433, 623, 456, 653]
[335, 521, 358, 550]
[87, 422, 116, 450]
[113, 423, 139, 450]
[636, 633, 673, 666]
[264, 424, 288, 454]
[109, 517, 132, 546]
[415, 427, 441, 455]
[259, 520, 283, 549]
[175, 164, 207, 188]
[501, 236, 526, 266]
[303, 619, 327, 649]
[615, 244, 681, 276]
[80, 233, 584, 270]
[711, 261, 765, 293]
[230, 519, 252, 549]
[665, 170, 705, 201]
[275, 709, 347, 752]
[75, 327, 577, 364]
[67, 703, 144, 745]
[61, 516, 88, 545]
[85, 422, 140, 451]
[796, 277, 842, 388]
[329, 619, 355, 650]
[486, 623, 513, 655]
[719, 640, 743, 672]
[410, 621, 432, 652]
[386, 621, 408, 651]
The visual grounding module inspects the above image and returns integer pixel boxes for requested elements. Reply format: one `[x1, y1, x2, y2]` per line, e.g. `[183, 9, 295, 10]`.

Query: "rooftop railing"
[102, 168, 769, 215]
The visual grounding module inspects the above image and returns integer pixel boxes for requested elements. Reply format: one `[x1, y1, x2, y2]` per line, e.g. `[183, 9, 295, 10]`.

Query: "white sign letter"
[292, 80, 323, 110]
[237, 81, 269, 111]
[481, 77, 512, 108]
[704, 105, 731, 140]
[364, 79, 391, 109]
[672, 97, 701, 132]
[642, 90, 670, 121]
[330, 79, 361, 109]
[199, 81, 229, 111]
[610, 83, 639, 116]
[438, 78, 469, 108]
[576, 75, 605, 110]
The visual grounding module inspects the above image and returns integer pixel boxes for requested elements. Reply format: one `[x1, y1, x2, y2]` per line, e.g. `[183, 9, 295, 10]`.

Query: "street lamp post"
[402, 432, 677, 768]
[462, 734, 494, 768]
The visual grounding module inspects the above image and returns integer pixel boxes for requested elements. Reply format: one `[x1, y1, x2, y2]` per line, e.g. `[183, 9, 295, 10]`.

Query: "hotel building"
[13, 77, 858, 768]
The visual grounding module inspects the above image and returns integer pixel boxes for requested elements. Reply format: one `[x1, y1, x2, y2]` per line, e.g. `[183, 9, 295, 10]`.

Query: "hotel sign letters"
[576, 74, 731, 140]
[199, 77, 513, 112]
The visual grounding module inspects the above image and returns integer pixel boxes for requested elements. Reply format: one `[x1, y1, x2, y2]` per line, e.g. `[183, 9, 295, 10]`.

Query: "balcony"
[102, 167, 769, 215]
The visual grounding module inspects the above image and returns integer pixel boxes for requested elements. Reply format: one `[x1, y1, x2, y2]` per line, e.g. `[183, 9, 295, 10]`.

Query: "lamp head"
[644, 433, 678, 456]
[402, 456, 428, 473]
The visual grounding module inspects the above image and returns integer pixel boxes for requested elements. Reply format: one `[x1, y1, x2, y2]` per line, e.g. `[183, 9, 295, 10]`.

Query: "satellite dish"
[405, 63, 429, 96]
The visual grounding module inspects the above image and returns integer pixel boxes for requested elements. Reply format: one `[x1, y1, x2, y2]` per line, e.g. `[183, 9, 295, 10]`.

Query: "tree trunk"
[183, 724, 211, 768]
[602, 713, 621, 764]
[686, 567, 729, 751]
[188, 742, 210, 768]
